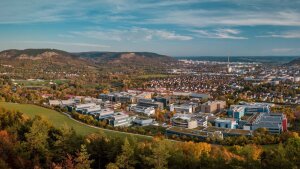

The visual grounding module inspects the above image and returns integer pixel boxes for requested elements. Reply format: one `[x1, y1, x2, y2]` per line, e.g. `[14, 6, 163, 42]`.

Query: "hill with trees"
[0, 49, 176, 68]
[287, 57, 300, 66]
[0, 49, 177, 79]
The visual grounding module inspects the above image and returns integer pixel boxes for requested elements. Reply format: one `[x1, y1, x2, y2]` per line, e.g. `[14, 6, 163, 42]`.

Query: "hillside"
[0, 49, 95, 79]
[0, 49, 177, 77]
[0, 49, 87, 64]
[74, 51, 176, 64]
[287, 57, 300, 66]
[0, 49, 176, 66]
[0, 102, 150, 140]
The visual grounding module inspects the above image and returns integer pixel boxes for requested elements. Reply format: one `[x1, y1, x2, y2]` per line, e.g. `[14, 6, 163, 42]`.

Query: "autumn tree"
[74, 144, 93, 169]
[144, 140, 170, 169]
[107, 138, 136, 169]
[23, 116, 51, 167]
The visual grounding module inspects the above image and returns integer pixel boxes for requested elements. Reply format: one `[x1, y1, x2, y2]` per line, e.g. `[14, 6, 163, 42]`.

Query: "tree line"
[0, 107, 300, 169]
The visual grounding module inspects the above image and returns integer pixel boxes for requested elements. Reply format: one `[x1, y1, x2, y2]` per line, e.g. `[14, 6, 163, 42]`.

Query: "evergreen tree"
[108, 138, 136, 169]
[74, 144, 93, 169]
[145, 140, 170, 169]
[23, 116, 51, 167]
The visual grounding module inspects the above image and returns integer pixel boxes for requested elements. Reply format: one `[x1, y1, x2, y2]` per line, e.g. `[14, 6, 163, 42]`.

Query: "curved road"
[62, 112, 179, 142]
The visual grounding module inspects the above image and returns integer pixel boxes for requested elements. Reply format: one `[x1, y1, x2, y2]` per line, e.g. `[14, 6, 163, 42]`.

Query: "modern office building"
[170, 103, 193, 113]
[171, 116, 198, 129]
[214, 118, 237, 129]
[130, 105, 155, 116]
[201, 101, 226, 113]
[92, 108, 114, 120]
[133, 118, 154, 126]
[99, 92, 137, 103]
[251, 113, 287, 134]
[227, 106, 245, 120]
[83, 105, 101, 115]
[228, 102, 272, 120]
[106, 112, 134, 127]
[154, 97, 170, 108]
[137, 99, 164, 109]
[61, 99, 76, 107]
[75, 103, 97, 112]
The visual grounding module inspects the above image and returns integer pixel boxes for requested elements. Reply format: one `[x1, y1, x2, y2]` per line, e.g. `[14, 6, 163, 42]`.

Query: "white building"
[75, 103, 97, 111]
[170, 104, 193, 113]
[131, 105, 155, 116]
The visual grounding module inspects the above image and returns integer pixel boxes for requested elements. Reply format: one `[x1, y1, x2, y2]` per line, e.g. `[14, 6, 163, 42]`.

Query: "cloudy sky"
[0, 0, 300, 56]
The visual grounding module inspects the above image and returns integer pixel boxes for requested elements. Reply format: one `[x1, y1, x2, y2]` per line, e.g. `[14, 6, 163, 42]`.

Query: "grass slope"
[0, 102, 150, 140]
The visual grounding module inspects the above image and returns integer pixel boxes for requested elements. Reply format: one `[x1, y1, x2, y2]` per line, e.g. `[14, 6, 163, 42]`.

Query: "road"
[62, 112, 179, 142]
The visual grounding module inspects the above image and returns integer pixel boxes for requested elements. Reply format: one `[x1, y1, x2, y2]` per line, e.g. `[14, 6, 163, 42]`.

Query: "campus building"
[75, 103, 97, 112]
[214, 118, 237, 129]
[130, 105, 155, 116]
[170, 103, 193, 113]
[171, 116, 198, 129]
[137, 99, 164, 109]
[228, 102, 273, 120]
[249, 113, 287, 134]
[200, 101, 226, 113]
[106, 112, 134, 127]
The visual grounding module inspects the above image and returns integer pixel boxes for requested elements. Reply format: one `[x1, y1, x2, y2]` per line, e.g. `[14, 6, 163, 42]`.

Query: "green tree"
[52, 125, 83, 163]
[145, 140, 170, 169]
[74, 144, 93, 169]
[23, 116, 51, 167]
[108, 138, 136, 169]
[285, 137, 300, 167]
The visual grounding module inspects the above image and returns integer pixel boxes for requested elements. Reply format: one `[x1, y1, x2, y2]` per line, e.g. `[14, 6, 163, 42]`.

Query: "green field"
[0, 102, 150, 140]
[12, 79, 69, 86]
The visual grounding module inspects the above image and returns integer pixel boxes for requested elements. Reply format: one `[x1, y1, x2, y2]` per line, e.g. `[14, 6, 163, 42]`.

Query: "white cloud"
[1, 0, 300, 28]
[146, 10, 300, 27]
[259, 30, 300, 38]
[271, 48, 293, 53]
[154, 30, 193, 40]
[191, 29, 247, 39]
[18, 41, 110, 48]
[71, 27, 193, 41]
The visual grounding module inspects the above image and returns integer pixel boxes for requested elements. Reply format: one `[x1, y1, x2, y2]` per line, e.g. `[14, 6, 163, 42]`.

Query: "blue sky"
[0, 0, 300, 56]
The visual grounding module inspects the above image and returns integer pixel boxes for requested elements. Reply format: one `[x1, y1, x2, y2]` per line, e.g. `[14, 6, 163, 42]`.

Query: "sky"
[0, 0, 300, 56]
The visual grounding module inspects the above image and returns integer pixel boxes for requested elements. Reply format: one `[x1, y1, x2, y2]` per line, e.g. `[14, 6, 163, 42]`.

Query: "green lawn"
[13, 79, 69, 86]
[0, 102, 150, 140]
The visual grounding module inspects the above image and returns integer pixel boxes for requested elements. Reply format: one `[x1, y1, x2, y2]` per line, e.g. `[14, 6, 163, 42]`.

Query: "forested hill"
[74, 51, 176, 65]
[0, 49, 177, 77]
[0, 49, 86, 66]
[0, 49, 176, 65]
[287, 57, 300, 66]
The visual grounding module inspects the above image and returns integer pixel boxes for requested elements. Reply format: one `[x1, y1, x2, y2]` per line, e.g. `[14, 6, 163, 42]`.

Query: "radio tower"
[227, 55, 232, 73]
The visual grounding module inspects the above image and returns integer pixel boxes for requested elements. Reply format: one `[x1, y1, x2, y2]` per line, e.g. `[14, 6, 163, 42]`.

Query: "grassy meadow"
[0, 102, 150, 140]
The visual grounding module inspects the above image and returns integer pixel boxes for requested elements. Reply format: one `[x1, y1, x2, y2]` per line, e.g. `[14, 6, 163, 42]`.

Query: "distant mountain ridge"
[0, 49, 74, 59]
[287, 57, 300, 66]
[73, 51, 176, 64]
[0, 49, 176, 69]
[0, 49, 174, 60]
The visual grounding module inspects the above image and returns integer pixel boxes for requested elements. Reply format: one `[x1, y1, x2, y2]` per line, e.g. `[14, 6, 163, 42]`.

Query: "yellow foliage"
[211, 146, 244, 162]
[179, 141, 211, 160]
